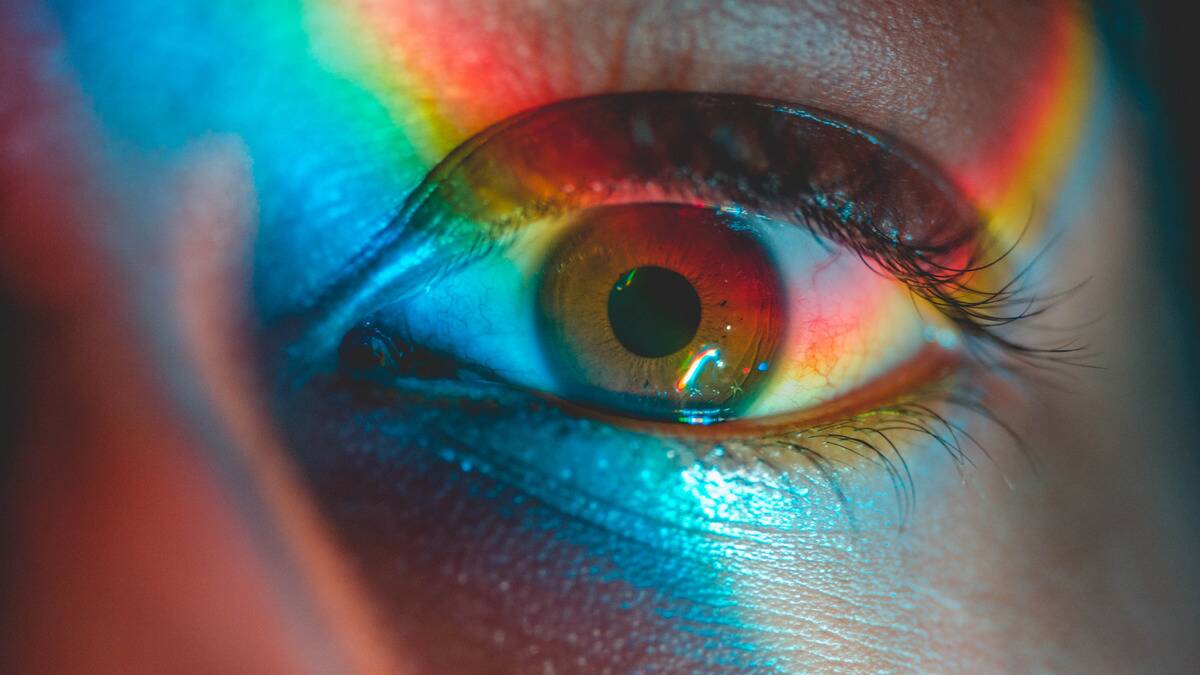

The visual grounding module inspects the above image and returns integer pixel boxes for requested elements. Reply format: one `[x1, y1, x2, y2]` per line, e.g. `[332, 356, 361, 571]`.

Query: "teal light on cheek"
[399, 386, 919, 662]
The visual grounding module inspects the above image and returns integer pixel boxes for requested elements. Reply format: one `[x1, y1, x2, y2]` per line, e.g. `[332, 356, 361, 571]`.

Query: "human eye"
[239, 4, 1115, 667]
[147, 0, 1144, 667]
[291, 82, 1046, 553]
[331, 92, 978, 440]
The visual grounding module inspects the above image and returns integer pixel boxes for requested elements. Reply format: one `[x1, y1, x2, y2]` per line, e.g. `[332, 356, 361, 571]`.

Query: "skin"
[3, 0, 1199, 672]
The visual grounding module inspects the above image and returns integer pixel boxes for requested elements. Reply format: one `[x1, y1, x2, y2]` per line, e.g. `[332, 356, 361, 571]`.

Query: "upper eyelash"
[286, 92, 986, 350]
[795, 189, 1092, 378]
[813, 210, 1038, 331]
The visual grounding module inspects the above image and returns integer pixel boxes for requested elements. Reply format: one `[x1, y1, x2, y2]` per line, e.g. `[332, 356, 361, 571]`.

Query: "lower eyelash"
[754, 384, 1019, 528]
[335, 336, 1026, 529]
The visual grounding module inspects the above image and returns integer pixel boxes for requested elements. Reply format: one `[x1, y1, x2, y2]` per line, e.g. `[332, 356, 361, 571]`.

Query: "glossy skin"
[2, 1, 1199, 673]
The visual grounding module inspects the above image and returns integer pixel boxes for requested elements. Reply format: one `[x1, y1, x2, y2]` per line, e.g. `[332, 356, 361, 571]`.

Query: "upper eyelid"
[44, 1, 1077, 169]
[338, 0, 1084, 174]
[268, 92, 986, 374]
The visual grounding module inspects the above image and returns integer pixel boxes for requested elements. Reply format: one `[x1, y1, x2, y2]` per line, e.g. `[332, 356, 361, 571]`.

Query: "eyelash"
[727, 364, 1018, 525]
[799, 185, 1080, 361]
[327, 93, 1075, 516]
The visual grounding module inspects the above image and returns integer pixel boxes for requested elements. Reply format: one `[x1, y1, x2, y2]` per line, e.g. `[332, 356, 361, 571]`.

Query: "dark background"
[1097, 0, 1200, 528]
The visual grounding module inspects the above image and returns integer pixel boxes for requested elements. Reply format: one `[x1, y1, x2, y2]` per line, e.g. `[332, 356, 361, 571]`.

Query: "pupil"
[607, 265, 701, 358]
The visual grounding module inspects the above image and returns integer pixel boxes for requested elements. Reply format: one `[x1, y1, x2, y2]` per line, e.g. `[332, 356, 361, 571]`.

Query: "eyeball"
[343, 93, 978, 431]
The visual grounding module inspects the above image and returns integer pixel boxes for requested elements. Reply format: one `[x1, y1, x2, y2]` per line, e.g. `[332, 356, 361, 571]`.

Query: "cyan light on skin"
[281, 364, 946, 669]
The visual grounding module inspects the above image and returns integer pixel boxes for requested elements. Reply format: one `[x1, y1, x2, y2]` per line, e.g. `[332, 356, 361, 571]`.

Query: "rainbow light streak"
[954, 2, 1097, 251]
[676, 347, 721, 393]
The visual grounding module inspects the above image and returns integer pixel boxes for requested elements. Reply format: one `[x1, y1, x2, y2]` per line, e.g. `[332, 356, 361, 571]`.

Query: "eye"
[339, 93, 980, 431]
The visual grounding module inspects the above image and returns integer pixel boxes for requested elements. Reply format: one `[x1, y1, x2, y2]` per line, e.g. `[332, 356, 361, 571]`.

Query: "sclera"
[740, 221, 960, 420]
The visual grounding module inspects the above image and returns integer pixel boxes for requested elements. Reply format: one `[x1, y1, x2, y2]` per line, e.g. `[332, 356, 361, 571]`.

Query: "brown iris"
[536, 203, 786, 423]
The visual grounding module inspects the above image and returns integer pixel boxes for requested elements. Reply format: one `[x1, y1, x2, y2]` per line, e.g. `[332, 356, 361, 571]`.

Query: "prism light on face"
[50, 0, 1094, 312]
[33, 0, 1115, 670]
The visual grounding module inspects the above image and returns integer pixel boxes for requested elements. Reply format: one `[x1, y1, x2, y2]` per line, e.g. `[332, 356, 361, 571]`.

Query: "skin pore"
[3, 0, 1199, 672]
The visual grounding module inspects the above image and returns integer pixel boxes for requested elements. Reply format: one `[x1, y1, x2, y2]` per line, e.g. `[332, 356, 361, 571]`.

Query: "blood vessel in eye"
[537, 203, 785, 424]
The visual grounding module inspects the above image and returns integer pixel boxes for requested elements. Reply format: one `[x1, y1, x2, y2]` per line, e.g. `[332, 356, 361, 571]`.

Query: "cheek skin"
[279, 375, 949, 671]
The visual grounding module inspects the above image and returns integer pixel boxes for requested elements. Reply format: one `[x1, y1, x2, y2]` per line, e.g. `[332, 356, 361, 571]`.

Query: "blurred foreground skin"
[0, 120, 397, 673]
[3, 1, 1200, 673]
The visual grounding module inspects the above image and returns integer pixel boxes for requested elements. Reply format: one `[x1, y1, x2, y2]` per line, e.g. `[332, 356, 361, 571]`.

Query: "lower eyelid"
[334, 340, 976, 527]
[319, 380, 808, 539]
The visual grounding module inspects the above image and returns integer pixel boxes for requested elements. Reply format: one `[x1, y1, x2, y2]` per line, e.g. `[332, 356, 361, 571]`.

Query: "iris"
[536, 203, 785, 423]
